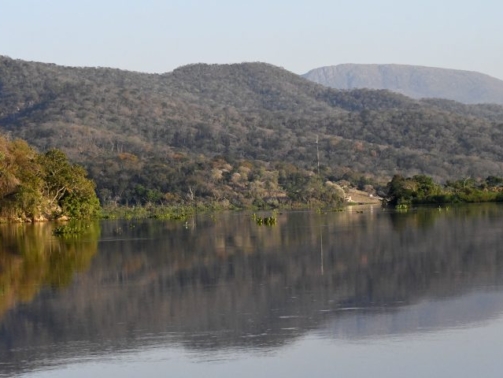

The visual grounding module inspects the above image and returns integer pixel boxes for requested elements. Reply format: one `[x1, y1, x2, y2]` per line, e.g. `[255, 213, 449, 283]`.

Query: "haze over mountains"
[303, 64, 503, 105]
[1, 55, 503, 203]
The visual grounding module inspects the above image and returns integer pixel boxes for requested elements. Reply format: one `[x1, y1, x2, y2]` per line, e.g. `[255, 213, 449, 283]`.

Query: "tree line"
[385, 174, 503, 207]
[2, 56, 503, 190]
[0, 135, 100, 221]
[4, 132, 503, 221]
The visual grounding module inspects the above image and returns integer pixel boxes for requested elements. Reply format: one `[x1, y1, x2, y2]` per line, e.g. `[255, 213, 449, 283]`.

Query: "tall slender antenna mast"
[316, 134, 320, 175]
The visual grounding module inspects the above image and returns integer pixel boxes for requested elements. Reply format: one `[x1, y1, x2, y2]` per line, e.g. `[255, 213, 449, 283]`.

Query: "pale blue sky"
[1, 0, 502, 79]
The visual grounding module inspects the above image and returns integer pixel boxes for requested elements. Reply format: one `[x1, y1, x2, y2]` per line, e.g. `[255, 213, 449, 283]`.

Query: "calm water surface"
[1, 205, 503, 377]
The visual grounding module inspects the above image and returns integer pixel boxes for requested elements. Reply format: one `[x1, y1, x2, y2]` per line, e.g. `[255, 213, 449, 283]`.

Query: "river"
[1, 205, 503, 377]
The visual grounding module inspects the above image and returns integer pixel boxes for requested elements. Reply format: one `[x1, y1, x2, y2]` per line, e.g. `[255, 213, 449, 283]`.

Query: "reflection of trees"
[388, 204, 503, 232]
[0, 222, 100, 318]
[2, 206, 503, 375]
[93, 206, 503, 343]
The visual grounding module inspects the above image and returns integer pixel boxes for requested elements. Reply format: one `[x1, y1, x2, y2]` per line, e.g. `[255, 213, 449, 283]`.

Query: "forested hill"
[303, 64, 503, 105]
[2, 55, 503, 205]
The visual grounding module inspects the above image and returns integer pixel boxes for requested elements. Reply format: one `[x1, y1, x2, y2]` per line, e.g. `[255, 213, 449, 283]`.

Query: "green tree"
[386, 175, 413, 206]
[1, 138, 100, 221]
[38, 149, 100, 218]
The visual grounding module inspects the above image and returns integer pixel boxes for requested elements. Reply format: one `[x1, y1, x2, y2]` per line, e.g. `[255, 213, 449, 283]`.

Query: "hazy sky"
[1, 0, 502, 79]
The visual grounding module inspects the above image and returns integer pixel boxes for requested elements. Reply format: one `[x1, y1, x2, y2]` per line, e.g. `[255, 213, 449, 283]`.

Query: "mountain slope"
[2, 56, 503, 203]
[303, 64, 503, 105]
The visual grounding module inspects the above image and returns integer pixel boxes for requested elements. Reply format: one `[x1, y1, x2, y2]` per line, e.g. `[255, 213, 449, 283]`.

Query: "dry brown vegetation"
[2, 56, 503, 205]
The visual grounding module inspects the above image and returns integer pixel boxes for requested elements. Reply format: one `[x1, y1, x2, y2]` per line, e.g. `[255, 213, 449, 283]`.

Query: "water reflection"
[1, 205, 503, 376]
[0, 222, 100, 318]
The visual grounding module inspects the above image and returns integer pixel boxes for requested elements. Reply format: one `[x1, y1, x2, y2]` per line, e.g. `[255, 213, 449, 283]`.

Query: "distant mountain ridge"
[2, 55, 503, 204]
[303, 64, 503, 105]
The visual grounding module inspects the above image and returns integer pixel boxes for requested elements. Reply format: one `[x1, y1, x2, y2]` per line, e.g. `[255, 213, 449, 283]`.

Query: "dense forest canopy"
[1, 56, 503, 205]
[385, 174, 503, 207]
[0, 134, 99, 221]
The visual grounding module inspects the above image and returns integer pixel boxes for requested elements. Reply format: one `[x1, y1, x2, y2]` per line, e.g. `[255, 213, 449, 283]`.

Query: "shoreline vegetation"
[2, 135, 503, 224]
[0, 136, 100, 223]
[385, 174, 503, 209]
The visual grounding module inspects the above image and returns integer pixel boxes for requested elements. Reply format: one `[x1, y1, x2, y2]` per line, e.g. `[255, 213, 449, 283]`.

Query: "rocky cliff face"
[303, 64, 503, 104]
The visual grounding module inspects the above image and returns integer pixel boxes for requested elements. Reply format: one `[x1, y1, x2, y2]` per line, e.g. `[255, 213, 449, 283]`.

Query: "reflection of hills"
[1, 206, 503, 376]
[0, 222, 100, 319]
